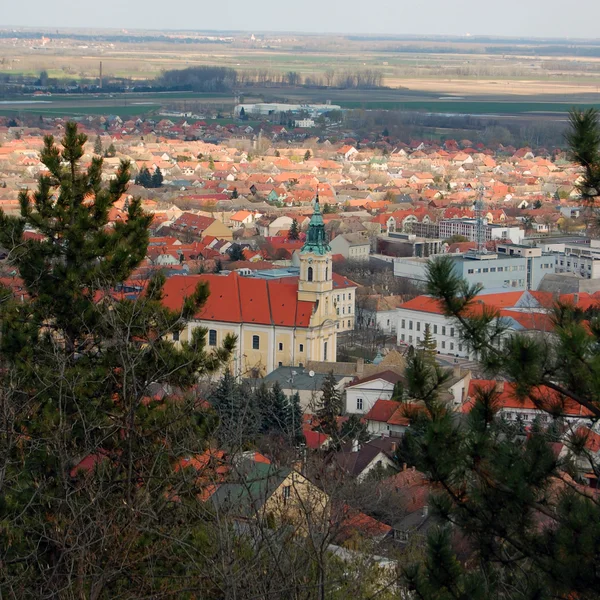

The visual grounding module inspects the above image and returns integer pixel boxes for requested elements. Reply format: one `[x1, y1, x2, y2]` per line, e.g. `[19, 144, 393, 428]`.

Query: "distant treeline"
[157, 65, 385, 91]
[156, 66, 238, 92]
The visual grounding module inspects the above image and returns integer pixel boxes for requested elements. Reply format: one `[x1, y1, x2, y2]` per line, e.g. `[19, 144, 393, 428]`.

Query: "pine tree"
[304, 149, 311, 161]
[0, 122, 236, 596]
[107, 142, 116, 157]
[391, 380, 405, 401]
[213, 258, 223, 273]
[417, 323, 437, 363]
[401, 109, 600, 599]
[228, 243, 245, 262]
[288, 218, 300, 240]
[210, 371, 259, 444]
[151, 166, 164, 188]
[135, 165, 153, 188]
[315, 372, 343, 444]
[93, 134, 103, 155]
[209, 154, 215, 170]
[231, 187, 239, 199]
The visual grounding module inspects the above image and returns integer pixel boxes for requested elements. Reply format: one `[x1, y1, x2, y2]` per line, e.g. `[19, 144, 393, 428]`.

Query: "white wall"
[345, 380, 395, 414]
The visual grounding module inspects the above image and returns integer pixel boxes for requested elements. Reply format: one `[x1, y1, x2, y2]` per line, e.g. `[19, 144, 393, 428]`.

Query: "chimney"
[352, 439, 360, 453]
[422, 505, 429, 517]
[356, 358, 364, 376]
[453, 365, 461, 379]
[495, 380, 505, 393]
[573, 293, 579, 305]
[403, 463, 407, 471]
[391, 441, 397, 452]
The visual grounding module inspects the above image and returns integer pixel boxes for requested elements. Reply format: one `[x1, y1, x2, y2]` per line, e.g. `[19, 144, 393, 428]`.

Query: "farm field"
[1, 29, 600, 119]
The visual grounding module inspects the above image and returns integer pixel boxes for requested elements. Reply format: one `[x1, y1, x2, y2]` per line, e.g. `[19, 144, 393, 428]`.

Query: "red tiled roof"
[161, 272, 314, 327]
[364, 399, 401, 423]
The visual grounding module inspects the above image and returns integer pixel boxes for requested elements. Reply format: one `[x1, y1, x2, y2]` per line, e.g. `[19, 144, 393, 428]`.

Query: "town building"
[162, 197, 339, 376]
[329, 233, 371, 262]
[439, 218, 524, 245]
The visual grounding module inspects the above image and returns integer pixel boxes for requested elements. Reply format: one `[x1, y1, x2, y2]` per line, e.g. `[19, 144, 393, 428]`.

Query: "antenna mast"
[474, 185, 486, 254]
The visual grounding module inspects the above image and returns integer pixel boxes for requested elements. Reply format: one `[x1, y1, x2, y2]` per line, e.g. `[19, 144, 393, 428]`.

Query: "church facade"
[162, 197, 340, 376]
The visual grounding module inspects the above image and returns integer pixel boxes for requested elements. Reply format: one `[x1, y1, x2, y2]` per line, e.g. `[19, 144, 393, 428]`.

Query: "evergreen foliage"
[135, 166, 163, 188]
[227, 243, 245, 262]
[93, 134, 103, 155]
[288, 218, 300, 240]
[340, 414, 369, 445]
[315, 372, 343, 444]
[401, 112, 600, 599]
[417, 323, 437, 362]
[0, 123, 236, 596]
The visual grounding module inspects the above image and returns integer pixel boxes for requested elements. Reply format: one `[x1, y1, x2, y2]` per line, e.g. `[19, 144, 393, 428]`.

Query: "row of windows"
[400, 320, 454, 337]
[207, 330, 305, 353]
[336, 293, 353, 302]
[559, 259, 592, 270]
[336, 305, 353, 315]
[467, 265, 524, 275]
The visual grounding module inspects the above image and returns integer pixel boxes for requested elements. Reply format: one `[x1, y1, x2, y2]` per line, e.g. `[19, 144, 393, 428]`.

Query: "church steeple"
[301, 195, 331, 255]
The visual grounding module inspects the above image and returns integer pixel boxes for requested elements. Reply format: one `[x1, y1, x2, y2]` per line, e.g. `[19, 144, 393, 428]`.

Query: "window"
[299, 344, 304, 352]
[490, 267, 496, 272]
[450, 342, 454, 350]
[323, 341, 328, 361]
[252, 335, 260, 350]
[498, 266, 504, 272]
[343, 293, 346, 301]
[282, 485, 291, 502]
[209, 329, 217, 346]
[442, 326, 446, 336]
[450, 327, 454, 337]
[409, 321, 413, 330]
[401, 319, 406, 329]
[336, 307, 340, 315]
[458, 344, 463, 352]
[357, 398, 363, 410]
[325, 267, 328, 280]
[348, 293, 352, 301]
[307, 266, 313, 282]
[467, 269, 474, 274]
[408, 335, 413, 344]
[342, 307, 345, 314]
[278, 342, 283, 351]
[433, 324, 438, 334]
[173, 330, 180, 342]
[348, 320, 351, 328]
[416, 322, 421, 332]
[441, 341, 446, 349]
[401, 334, 405, 341]
[483, 268, 488, 273]
[278, 361, 283, 367]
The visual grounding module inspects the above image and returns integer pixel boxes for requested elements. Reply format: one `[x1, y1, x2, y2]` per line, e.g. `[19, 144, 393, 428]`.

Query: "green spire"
[301, 195, 331, 255]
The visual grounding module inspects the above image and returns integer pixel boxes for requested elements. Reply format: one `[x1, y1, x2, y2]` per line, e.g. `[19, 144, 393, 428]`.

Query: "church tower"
[298, 196, 337, 362]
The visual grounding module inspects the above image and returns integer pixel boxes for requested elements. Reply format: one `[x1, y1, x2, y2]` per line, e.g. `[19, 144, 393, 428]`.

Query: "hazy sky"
[3, 0, 600, 39]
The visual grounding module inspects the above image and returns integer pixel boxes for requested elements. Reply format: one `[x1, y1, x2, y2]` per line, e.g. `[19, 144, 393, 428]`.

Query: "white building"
[439, 219, 524, 245]
[329, 233, 371, 262]
[344, 370, 404, 415]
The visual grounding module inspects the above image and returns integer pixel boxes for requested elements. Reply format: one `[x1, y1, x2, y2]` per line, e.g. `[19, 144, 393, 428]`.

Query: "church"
[162, 197, 344, 377]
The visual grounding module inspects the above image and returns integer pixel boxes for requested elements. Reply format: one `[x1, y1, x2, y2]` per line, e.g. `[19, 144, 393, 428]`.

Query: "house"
[329, 233, 370, 262]
[328, 436, 401, 482]
[162, 198, 339, 376]
[338, 145, 358, 161]
[364, 399, 410, 437]
[230, 210, 255, 229]
[203, 454, 330, 531]
[167, 212, 233, 241]
[344, 370, 406, 415]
